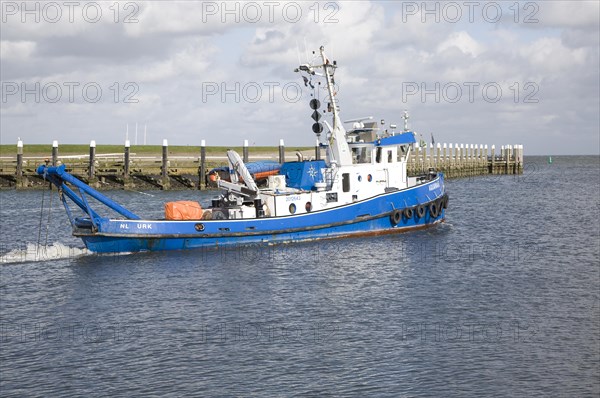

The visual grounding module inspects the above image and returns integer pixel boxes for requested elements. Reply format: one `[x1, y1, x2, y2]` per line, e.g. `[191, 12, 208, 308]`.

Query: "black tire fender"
[416, 205, 426, 219]
[429, 201, 439, 218]
[391, 209, 402, 225]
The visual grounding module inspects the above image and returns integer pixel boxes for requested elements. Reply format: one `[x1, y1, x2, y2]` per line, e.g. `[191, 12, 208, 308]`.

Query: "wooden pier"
[0, 140, 523, 190]
[407, 143, 524, 178]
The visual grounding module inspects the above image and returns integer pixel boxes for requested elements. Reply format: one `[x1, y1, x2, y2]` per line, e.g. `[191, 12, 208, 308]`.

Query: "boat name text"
[428, 182, 441, 191]
[119, 223, 153, 230]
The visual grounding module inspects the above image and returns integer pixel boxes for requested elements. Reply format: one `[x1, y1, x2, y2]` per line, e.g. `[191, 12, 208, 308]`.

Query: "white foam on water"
[0, 242, 89, 264]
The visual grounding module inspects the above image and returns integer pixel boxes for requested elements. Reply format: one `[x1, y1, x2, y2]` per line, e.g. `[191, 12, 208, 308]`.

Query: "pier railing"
[407, 143, 524, 178]
[0, 140, 523, 190]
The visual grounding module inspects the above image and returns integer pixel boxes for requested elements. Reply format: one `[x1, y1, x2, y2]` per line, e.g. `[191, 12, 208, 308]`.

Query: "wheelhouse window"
[397, 145, 408, 161]
[351, 146, 372, 164]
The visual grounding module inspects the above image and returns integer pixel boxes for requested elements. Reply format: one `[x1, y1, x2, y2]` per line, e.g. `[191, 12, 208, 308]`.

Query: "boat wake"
[0, 242, 89, 264]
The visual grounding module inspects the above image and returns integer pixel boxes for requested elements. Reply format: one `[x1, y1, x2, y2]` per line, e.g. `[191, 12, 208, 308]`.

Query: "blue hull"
[78, 175, 447, 253]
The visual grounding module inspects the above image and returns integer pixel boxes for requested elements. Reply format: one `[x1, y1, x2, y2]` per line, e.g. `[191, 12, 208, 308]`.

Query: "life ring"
[416, 205, 426, 219]
[429, 201, 439, 218]
[391, 209, 402, 225]
[403, 207, 414, 220]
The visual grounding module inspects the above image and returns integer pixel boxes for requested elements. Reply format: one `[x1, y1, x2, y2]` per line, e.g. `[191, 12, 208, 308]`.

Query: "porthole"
[305, 202, 312, 212]
[358, 175, 362, 182]
[289, 203, 296, 214]
[367, 174, 372, 182]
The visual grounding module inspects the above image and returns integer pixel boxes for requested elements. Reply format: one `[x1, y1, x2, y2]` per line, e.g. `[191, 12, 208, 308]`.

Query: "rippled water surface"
[1, 156, 598, 397]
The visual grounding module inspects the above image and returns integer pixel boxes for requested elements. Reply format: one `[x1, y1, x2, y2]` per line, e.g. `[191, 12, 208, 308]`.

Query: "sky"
[1, 0, 599, 155]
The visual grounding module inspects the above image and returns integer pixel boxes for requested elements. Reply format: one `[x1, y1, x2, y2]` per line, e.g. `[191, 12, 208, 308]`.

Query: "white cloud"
[124, 2, 227, 37]
[535, 1, 599, 28]
[520, 37, 588, 73]
[134, 40, 216, 82]
[0, 40, 36, 59]
[437, 31, 483, 57]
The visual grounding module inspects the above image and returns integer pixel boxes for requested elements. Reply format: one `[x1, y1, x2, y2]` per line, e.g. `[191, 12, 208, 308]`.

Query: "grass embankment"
[0, 145, 312, 157]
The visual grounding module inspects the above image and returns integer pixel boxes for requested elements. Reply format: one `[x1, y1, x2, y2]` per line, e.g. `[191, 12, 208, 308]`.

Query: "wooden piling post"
[453, 144, 458, 177]
[470, 144, 477, 176]
[16, 139, 25, 188]
[278, 139, 285, 164]
[461, 144, 465, 175]
[243, 139, 249, 163]
[483, 145, 488, 173]
[465, 144, 469, 176]
[162, 139, 170, 190]
[52, 140, 58, 166]
[429, 144, 434, 169]
[471, 144, 475, 176]
[123, 140, 133, 189]
[124, 140, 131, 177]
[447, 143, 453, 178]
[479, 144, 485, 167]
[88, 140, 96, 181]
[199, 139, 206, 190]
[480, 144, 485, 173]
[442, 143, 447, 167]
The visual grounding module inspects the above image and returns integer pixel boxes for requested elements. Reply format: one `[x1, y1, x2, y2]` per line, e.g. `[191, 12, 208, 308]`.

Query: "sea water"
[1, 156, 598, 396]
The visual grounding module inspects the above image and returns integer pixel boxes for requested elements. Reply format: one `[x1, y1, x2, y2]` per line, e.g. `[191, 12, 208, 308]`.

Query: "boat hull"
[76, 175, 447, 253]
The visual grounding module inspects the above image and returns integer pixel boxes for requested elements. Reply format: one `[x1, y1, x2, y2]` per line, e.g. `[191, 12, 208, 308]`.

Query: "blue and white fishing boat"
[37, 46, 448, 253]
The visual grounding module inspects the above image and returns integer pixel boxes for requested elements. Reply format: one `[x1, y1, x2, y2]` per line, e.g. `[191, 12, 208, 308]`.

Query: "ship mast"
[319, 46, 352, 166]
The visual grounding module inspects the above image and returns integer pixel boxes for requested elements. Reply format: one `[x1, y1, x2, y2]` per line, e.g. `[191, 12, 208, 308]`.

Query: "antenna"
[126, 124, 129, 141]
[403, 110, 410, 132]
